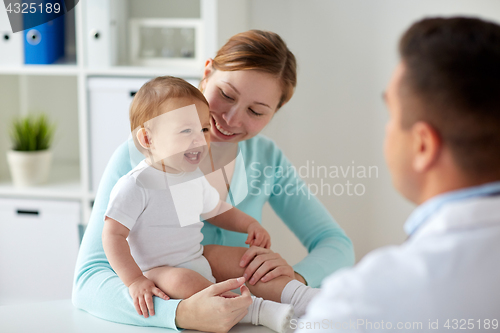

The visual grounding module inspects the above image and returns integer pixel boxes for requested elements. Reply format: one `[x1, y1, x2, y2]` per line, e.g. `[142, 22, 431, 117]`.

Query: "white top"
[105, 160, 220, 271]
[298, 195, 500, 332]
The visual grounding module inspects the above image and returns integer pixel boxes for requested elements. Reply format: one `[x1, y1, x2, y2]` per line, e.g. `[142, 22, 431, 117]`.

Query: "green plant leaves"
[10, 114, 56, 151]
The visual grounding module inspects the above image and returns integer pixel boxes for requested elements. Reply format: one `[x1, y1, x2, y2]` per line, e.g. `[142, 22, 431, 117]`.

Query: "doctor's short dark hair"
[398, 16, 500, 179]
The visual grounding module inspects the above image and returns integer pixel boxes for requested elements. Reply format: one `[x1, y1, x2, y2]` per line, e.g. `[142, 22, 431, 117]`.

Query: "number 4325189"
[444, 319, 498, 330]
[6, 2, 61, 14]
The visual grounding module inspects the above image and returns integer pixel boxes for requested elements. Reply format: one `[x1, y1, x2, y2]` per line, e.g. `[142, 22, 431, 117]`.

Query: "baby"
[102, 76, 293, 332]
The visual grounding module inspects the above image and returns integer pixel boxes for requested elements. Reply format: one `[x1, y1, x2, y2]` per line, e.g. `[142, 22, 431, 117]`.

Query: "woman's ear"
[136, 128, 152, 149]
[201, 59, 214, 91]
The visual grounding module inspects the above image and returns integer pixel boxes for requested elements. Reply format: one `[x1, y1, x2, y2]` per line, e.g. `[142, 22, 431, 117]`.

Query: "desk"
[0, 300, 274, 333]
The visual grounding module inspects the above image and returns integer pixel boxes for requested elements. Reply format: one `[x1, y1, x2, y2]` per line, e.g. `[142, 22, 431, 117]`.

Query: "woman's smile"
[211, 115, 240, 140]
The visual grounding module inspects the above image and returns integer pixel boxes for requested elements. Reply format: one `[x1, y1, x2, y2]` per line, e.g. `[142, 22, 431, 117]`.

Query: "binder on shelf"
[0, 4, 23, 66]
[23, 6, 65, 65]
[85, 0, 126, 68]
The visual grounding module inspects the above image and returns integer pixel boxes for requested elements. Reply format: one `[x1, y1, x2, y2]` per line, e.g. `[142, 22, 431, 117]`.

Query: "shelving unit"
[0, 162, 81, 200]
[0, 0, 248, 228]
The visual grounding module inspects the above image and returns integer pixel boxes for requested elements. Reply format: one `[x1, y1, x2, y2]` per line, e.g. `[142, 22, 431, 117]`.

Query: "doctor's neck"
[412, 158, 500, 205]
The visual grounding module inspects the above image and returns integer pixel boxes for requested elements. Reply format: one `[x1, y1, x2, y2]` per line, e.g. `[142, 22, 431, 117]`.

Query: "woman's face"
[202, 64, 283, 143]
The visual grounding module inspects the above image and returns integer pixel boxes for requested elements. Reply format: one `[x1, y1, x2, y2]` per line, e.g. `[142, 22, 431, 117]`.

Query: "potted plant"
[7, 114, 56, 187]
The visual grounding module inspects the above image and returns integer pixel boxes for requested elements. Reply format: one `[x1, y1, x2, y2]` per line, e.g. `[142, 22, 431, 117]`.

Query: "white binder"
[0, 5, 23, 66]
[85, 0, 126, 68]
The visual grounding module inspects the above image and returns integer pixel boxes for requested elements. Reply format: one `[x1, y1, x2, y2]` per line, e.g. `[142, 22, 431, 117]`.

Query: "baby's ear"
[136, 128, 152, 149]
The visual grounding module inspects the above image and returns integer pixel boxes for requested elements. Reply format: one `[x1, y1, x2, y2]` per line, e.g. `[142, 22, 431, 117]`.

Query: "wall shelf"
[0, 162, 82, 200]
[0, 65, 79, 76]
[85, 66, 202, 79]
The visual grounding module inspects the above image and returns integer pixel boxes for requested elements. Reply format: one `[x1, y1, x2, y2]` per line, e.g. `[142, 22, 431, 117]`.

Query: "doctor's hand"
[239, 246, 307, 285]
[175, 277, 252, 333]
[128, 276, 169, 318]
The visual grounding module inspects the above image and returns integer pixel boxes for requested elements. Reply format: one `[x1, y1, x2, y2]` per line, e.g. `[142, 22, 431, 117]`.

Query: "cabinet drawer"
[0, 198, 80, 305]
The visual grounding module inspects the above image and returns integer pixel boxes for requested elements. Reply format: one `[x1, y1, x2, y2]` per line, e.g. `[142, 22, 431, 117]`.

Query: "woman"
[72, 30, 354, 332]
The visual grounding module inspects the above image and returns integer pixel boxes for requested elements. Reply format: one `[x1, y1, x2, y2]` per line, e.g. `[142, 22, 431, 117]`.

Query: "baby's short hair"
[129, 76, 209, 132]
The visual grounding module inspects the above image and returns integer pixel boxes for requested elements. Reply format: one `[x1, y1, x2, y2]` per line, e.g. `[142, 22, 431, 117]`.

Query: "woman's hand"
[239, 246, 306, 285]
[128, 276, 169, 318]
[175, 277, 252, 333]
[245, 222, 271, 249]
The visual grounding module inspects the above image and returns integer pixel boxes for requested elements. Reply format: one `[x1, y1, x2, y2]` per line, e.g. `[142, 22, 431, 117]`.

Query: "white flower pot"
[7, 150, 53, 187]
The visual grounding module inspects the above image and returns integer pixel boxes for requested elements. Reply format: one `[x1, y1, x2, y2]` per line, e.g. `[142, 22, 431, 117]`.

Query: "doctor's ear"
[411, 121, 441, 173]
[136, 128, 152, 149]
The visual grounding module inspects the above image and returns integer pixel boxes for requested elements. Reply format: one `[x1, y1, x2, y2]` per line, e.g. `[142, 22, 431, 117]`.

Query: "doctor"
[297, 17, 500, 332]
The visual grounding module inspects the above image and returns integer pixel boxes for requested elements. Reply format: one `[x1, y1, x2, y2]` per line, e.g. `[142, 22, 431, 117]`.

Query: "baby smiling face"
[138, 97, 211, 173]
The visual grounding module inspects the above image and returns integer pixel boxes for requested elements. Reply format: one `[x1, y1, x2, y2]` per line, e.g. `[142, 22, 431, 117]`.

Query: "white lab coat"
[296, 195, 500, 332]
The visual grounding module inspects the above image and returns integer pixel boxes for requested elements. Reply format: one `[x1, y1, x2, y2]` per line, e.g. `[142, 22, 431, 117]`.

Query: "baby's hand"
[128, 276, 169, 318]
[246, 222, 271, 249]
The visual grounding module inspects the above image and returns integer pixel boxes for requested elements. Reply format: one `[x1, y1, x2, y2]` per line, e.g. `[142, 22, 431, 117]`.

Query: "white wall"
[233, 0, 500, 264]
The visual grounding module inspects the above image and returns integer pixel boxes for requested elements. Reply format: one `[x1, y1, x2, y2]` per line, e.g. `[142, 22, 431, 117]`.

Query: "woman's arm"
[267, 141, 355, 288]
[237, 136, 355, 288]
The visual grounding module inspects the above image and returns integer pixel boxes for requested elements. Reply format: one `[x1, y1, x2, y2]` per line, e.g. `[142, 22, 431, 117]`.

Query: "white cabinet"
[88, 77, 149, 191]
[0, 198, 80, 305]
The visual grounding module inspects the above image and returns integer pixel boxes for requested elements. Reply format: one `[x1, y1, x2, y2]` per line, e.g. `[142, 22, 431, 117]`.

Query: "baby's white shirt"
[105, 160, 220, 272]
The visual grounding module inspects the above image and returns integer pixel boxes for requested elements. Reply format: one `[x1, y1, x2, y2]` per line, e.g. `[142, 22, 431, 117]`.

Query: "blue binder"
[23, 1, 65, 64]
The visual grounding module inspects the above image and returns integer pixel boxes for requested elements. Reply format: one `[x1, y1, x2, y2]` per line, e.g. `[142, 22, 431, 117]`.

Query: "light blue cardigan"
[72, 134, 355, 330]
